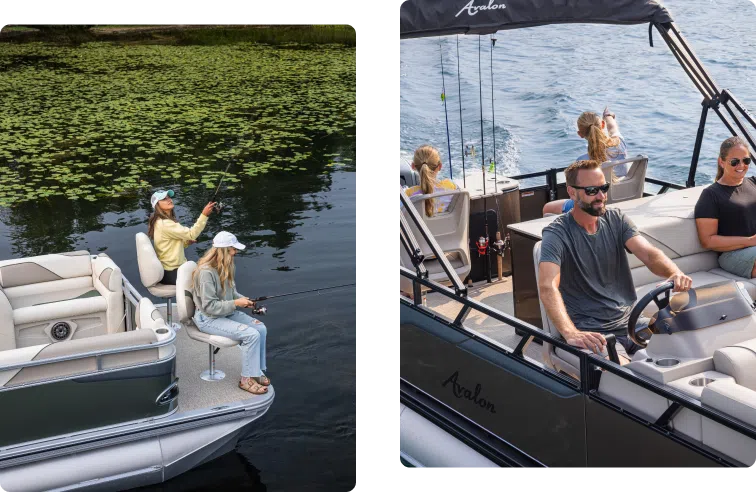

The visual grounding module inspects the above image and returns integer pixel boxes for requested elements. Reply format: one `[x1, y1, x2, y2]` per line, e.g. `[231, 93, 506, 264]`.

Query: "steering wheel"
[627, 281, 674, 348]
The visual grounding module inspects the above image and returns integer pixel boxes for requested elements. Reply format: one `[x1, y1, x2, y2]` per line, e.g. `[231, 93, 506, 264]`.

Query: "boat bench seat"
[533, 186, 756, 378]
[0, 298, 172, 388]
[0, 252, 125, 350]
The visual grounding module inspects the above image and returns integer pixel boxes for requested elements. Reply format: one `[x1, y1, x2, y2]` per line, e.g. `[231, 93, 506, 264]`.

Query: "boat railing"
[400, 188, 756, 444]
[122, 275, 143, 332]
[507, 167, 685, 200]
[0, 328, 177, 381]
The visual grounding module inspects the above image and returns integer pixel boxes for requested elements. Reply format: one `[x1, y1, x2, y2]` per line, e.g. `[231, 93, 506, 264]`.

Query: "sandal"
[253, 374, 271, 386]
[239, 378, 268, 395]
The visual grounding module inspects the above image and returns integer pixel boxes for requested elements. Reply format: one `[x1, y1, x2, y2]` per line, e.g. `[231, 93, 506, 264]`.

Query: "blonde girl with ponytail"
[543, 107, 629, 216]
[404, 145, 459, 216]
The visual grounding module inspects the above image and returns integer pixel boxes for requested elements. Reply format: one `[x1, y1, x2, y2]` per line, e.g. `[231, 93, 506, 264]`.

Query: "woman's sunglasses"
[570, 183, 611, 196]
[729, 157, 752, 166]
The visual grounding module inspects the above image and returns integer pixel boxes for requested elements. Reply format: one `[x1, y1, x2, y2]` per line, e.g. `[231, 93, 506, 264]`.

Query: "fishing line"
[439, 38, 453, 180]
[456, 35, 466, 188]
[252, 283, 355, 302]
[477, 35, 486, 195]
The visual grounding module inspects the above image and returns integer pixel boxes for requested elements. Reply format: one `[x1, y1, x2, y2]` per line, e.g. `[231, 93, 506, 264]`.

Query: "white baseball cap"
[150, 190, 174, 209]
[213, 231, 246, 250]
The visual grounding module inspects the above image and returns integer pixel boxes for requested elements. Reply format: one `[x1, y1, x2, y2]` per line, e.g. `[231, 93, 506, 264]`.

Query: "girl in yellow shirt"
[148, 190, 216, 285]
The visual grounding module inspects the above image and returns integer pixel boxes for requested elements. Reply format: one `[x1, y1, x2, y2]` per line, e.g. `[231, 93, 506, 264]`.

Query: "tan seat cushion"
[3, 277, 96, 309]
[185, 322, 240, 348]
[702, 380, 756, 428]
[0, 251, 92, 288]
[714, 338, 756, 392]
[13, 297, 108, 326]
[148, 283, 177, 298]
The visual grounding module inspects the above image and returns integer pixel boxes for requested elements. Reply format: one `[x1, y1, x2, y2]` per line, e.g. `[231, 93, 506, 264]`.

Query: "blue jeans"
[718, 246, 756, 279]
[193, 310, 267, 378]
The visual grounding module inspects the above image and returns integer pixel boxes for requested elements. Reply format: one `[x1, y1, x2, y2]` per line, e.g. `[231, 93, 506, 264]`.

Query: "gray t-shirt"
[540, 208, 640, 334]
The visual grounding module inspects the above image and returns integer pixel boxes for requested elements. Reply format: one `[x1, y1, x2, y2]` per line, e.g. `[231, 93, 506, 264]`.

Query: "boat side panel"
[401, 305, 587, 466]
[510, 231, 542, 329]
[0, 358, 176, 448]
[585, 397, 725, 467]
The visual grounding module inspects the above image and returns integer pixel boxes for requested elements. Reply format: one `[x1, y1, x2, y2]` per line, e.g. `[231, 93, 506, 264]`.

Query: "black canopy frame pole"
[687, 102, 708, 188]
[439, 39, 453, 180]
[654, 23, 715, 101]
[655, 21, 756, 186]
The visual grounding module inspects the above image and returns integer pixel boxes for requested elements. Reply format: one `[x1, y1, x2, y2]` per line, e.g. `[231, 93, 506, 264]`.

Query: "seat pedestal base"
[200, 369, 225, 381]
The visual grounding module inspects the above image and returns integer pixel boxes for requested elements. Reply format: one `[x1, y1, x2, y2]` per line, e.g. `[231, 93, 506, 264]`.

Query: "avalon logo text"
[456, 0, 507, 17]
[441, 370, 497, 414]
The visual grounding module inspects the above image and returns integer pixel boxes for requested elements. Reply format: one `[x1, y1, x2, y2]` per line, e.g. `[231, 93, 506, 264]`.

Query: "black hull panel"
[0, 357, 176, 448]
[401, 302, 729, 467]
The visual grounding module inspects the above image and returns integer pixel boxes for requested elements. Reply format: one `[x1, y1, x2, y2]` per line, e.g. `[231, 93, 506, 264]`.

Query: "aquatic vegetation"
[0, 41, 355, 207]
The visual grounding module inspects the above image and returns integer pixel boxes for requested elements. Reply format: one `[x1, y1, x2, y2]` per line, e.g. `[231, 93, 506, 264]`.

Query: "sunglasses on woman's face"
[570, 183, 611, 196]
[729, 157, 752, 166]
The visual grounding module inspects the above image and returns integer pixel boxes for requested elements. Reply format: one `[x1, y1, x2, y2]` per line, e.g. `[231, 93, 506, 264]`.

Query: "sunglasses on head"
[570, 183, 610, 196]
[729, 157, 752, 166]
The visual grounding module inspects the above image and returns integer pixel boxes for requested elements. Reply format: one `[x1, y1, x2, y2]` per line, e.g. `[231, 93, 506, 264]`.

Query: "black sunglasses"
[729, 157, 752, 166]
[570, 183, 610, 196]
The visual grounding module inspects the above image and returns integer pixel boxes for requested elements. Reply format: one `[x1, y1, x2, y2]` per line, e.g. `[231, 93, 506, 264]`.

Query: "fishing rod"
[245, 283, 356, 316]
[210, 159, 235, 211]
[440, 38, 453, 180]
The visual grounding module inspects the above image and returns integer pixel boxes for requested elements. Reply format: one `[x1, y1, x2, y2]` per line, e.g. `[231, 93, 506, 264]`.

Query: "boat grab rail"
[400, 267, 756, 443]
[0, 328, 176, 375]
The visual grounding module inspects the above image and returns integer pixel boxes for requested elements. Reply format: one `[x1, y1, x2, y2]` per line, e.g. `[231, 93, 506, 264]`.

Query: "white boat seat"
[135, 232, 179, 329]
[184, 325, 240, 349]
[13, 297, 108, 326]
[532, 241, 580, 378]
[0, 298, 171, 389]
[147, 283, 177, 298]
[603, 155, 648, 204]
[0, 252, 125, 349]
[700, 380, 756, 465]
[423, 252, 467, 275]
[713, 338, 756, 392]
[400, 189, 471, 286]
[176, 261, 239, 381]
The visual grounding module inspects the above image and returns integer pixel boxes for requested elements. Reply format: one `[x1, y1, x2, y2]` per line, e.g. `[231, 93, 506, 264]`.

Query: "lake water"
[401, 0, 756, 187]
[0, 35, 354, 491]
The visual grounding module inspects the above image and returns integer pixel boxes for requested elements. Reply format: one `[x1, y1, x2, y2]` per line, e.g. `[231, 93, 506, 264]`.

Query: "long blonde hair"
[716, 136, 750, 182]
[577, 111, 621, 163]
[148, 205, 178, 239]
[412, 145, 442, 216]
[577, 111, 622, 182]
[192, 247, 236, 295]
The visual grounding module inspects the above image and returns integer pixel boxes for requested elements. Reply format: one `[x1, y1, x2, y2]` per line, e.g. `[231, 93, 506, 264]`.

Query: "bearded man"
[537, 160, 693, 362]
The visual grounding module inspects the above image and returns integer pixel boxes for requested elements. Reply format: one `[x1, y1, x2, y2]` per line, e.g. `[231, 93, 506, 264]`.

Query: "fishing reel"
[251, 305, 267, 316]
[475, 236, 489, 256]
[213, 201, 225, 213]
[491, 233, 510, 257]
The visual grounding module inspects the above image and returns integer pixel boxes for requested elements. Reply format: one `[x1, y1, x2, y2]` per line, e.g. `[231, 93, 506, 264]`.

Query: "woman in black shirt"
[694, 136, 756, 278]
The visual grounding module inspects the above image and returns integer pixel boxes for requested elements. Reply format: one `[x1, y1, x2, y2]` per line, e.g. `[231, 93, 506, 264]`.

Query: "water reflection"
[0, 129, 354, 259]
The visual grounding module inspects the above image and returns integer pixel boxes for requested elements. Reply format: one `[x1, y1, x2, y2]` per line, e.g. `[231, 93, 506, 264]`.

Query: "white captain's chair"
[603, 154, 648, 204]
[400, 189, 471, 285]
[533, 241, 581, 378]
[135, 232, 180, 332]
[175, 261, 240, 381]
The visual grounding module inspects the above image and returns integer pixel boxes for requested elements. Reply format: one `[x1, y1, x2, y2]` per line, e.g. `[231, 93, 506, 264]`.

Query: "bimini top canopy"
[400, 0, 674, 39]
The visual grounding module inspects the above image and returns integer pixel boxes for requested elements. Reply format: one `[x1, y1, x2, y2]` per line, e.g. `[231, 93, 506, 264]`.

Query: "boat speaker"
[51, 322, 71, 341]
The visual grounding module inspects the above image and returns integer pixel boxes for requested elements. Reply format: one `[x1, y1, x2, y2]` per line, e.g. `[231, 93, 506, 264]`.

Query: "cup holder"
[156, 328, 169, 335]
[689, 377, 715, 387]
[654, 358, 680, 367]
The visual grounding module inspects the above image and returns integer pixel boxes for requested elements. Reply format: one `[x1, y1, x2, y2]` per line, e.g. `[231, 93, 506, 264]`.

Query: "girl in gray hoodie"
[192, 231, 269, 395]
